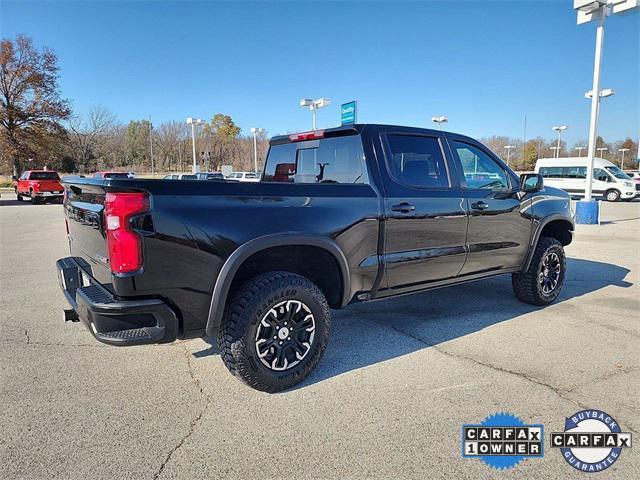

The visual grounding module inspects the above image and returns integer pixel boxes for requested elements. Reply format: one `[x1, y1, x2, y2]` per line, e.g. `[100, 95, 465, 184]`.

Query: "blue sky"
[1, 0, 638, 145]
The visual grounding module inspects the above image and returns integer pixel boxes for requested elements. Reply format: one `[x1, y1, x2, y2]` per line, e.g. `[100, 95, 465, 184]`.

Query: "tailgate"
[64, 182, 112, 286]
[37, 180, 63, 192]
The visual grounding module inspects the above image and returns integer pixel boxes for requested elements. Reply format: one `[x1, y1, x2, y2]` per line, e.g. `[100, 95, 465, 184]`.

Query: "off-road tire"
[605, 189, 621, 202]
[217, 271, 331, 393]
[512, 236, 566, 306]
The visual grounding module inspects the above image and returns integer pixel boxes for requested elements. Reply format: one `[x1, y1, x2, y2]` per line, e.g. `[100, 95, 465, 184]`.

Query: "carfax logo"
[551, 409, 632, 473]
[462, 412, 544, 470]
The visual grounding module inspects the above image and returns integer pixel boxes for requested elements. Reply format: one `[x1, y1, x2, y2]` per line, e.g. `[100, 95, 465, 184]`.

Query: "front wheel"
[512, 237, 566, 306]
[218, 271, 331, 393]
[16, 189, 22, 201]
[605, 189, 621, 202]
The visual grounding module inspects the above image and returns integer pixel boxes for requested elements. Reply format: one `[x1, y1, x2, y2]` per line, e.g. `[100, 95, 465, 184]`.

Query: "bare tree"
[68, 106, 116, 172]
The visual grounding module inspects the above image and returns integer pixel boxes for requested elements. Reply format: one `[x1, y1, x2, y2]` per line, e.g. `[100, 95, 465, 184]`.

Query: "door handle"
[471, 201, 489, 211]
[391, 202, 416, 213]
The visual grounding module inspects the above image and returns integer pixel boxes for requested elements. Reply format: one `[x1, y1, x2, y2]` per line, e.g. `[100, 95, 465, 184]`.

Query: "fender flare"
[205, 233, 350, 337]
[521, 213, 574, 272]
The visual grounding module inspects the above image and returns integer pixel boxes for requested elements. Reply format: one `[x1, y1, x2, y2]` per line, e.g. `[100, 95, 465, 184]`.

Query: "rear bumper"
[56, 257, 177, 346]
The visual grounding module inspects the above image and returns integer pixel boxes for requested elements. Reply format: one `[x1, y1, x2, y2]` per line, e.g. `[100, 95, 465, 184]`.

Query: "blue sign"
[341, 101, 357, 125]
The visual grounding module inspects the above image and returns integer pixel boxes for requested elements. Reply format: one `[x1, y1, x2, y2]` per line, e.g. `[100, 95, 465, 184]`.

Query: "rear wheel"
[605, 189, 621, 202]
[512, 236, 566, 306]
[218, 271, 331, 393]
[30, 190, 41, 205]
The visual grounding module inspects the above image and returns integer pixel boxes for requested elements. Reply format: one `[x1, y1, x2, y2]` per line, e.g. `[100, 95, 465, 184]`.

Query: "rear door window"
[385, 134, 449, 188]
[263, 135, 368, 184]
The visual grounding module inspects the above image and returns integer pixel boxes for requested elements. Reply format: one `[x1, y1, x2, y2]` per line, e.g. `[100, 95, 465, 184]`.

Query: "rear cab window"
[29, 171, 60, 180]
[263, 134, 368, 184]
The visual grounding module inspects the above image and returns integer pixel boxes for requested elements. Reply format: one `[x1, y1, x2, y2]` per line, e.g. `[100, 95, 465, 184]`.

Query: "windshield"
[605, 166, 631, 180]
[29, 171, 60, 180]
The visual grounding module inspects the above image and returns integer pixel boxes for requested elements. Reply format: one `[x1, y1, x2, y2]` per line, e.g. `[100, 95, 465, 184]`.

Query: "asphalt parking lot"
[1, 194, 638, 480]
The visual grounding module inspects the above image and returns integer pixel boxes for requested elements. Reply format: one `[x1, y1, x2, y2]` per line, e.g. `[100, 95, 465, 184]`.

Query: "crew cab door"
[378, 132, 468, 292]
[447, 138, 531, 275]
[17, 172, 29, 193]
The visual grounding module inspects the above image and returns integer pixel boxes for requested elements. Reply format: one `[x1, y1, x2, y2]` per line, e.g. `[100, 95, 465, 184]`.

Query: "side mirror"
[520, 173, 543, 193]
[12, 175, 18, 181]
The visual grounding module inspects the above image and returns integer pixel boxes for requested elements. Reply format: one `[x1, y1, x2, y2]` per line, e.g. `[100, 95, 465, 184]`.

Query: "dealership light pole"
[550, 146, 561, 157]
[574, 0, 638, 207]
[503, 145, 515, 166]
[597, 146, 608, 158]
[186, 117, 206, 173]
[618, 148, 630, 170]
[575, 146, 586, 157]
[251, 127, 265, 172]
[552, 126, 568, 158]
[299, 98, 331, 130]
[432, 115, 448, 129]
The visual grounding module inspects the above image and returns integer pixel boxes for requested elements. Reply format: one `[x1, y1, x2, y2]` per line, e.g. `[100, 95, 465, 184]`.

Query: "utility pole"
[149, 116, 154, 176]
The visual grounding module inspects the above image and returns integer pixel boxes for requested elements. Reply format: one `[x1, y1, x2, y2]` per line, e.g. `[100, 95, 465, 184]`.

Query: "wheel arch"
[205, 234, 350, 337]
[521, 214, 574, 272]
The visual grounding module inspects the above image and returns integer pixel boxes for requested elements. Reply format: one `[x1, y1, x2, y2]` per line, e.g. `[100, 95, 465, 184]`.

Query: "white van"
[535, 157, 637, 202]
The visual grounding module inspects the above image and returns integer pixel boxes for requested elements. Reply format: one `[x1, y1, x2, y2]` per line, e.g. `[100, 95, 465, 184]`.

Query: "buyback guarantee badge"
[551, 409, 632, 473]
[462, 412, 544, 470]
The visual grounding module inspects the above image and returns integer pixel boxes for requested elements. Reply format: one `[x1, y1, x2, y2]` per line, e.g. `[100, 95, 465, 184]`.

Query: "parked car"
[162, 173, 198, 180]
[56, 124, 574, 392]
[195, 172, 226, 180]
[535, 157, 637, 202]
[93, 171, 132, 179]
[226, 171, 261, 182]
[14, 170, 64, 204]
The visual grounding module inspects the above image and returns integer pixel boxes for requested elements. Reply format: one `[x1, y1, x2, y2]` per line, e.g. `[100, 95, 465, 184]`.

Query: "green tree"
[210, 113, 240, 138]
[523, 141, 538, 171]
[125, 120, 151, 169]
[0, 35, 71, 174]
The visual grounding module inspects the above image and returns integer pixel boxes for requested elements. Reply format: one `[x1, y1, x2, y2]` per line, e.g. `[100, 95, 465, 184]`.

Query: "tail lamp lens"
[104, 192, 149, 274]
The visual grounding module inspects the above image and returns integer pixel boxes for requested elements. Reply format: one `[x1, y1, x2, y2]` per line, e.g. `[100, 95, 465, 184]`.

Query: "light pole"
[597, 147, 608, 158]
[550, 146, 561, 157]
[552, 125, 568, 158]
[503, 145, 515, 166]
[149, 116, 154, 176]
[573, 0, 638, 207]
[574, 146, 586, 157]
[432, 115, 448, 129]
[186, 117, 205, 173]
[618, 148, 630, 170]
[299, 98, 331, 130]
[251, 127, 265, 172]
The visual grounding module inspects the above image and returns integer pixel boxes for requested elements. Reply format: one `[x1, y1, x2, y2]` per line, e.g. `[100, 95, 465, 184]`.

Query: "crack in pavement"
[369, 319, 590, 407]
[23, 328, 30, 344]
[371, 319, 640, 435]
[2, 340, 107, 348]
[153, 346, 211, 480]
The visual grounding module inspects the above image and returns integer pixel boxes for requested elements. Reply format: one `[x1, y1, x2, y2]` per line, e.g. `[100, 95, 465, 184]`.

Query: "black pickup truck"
[57, 124, 574, 392]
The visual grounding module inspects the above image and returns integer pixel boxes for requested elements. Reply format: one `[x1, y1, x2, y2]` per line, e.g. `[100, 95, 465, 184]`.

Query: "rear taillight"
[288, 130, 325, 142]
[104, 192, 149, 274]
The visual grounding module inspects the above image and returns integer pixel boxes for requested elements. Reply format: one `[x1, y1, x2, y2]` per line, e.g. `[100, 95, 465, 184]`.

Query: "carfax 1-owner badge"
[462, 412, 544, 470]
[551, 409, 632, 472]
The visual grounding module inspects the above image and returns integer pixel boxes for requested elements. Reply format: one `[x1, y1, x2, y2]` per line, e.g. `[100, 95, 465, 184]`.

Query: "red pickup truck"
[14, 170, 64, 204]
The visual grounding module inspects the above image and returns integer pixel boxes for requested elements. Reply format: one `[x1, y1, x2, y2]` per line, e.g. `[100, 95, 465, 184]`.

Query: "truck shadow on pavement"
[194, 257, 632, 390]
